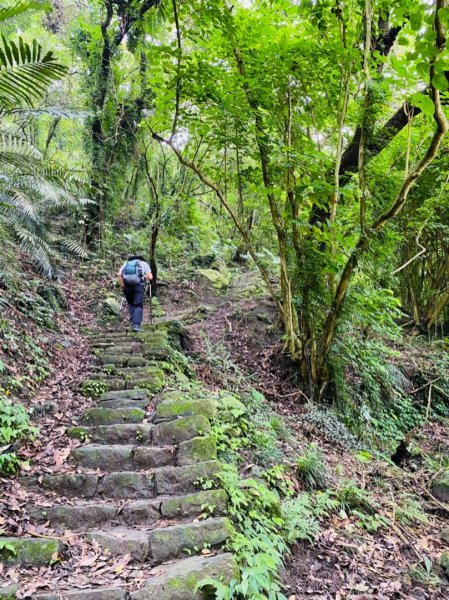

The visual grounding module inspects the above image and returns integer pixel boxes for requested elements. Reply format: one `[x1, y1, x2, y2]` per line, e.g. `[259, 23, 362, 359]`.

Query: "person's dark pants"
[123, 283, 145, 328]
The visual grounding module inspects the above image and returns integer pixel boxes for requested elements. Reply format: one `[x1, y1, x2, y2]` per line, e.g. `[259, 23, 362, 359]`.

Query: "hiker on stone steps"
[117, 255, 153, 332]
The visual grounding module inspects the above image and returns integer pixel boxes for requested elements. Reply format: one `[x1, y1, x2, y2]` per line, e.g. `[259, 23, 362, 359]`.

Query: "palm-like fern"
[0, 1, 88, 277]
[0, 136, 89, 276]
[0, 2, 66, 111]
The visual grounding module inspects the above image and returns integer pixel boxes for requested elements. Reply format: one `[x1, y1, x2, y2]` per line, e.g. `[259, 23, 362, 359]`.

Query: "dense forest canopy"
[2, 0, 449, 399]
[3, 2, 449, 598]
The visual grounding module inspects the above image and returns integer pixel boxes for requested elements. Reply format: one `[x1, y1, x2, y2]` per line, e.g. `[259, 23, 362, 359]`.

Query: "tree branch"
[151, 130, 282, 310]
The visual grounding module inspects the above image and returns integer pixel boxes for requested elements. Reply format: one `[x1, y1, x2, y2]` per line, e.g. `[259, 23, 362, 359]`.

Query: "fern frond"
[0, 189, 36, 219]
[56, 238, 88, 258]
[7, 106, 92, 119]
[0, 135, 42, 170]
[0, 1, 50, 23]
[12, 224, 53, 277]
[0, 36, 67, 109]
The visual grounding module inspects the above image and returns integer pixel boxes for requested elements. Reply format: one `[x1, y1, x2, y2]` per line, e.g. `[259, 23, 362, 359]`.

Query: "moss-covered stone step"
[20, 472, 100, 498]
[101, 389, 151, 402]
[94, 340, 172, 360]
[82, 407, 146, 426]
[154, 392, 217, 423]
[152, 415, 211, 445]
[70, 444, 175, 471]
[96, 397, 149, 410]
[21, 461, 222, 500]
[27, 489, 228, 531]
[82, 368, 164, 394]
[68, 415, 211, 446]
[129, 552, 238, 600]
[149, 517, 231, 564]
[0, 537, 61, 566]
[67, 423, 154, 445]
[69, 439, 213, 471]
[35, 553, 237, 600]
[154, 460, 222, 496]
[177, 436, 217, 466]
[159, 489, 227, 520]
[98, 355, 152, 367]
[87, 364, 165, 383]
[90, 331, 168, 345]
[86, 517, 230, 563]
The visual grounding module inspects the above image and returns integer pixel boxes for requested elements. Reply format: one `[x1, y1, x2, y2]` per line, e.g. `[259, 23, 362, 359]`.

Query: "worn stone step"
[86, 527, 150, 562]
[82, 407, 146, 426]
[97, 397, 149, 410]
[152, 415, 211, 445]
[86, 517, 231, 563]
[82, 370, 164, 394]
[130, 552, 238, 599]
[67, 423, 154, 444]
[177, 436, 217, 465]
[0, 537, 61, 566]
[90, 332, 168, 345]
[67, 415, 210, 446]
[20, 461, 222, 499]
[70, 444, 175, 471]
[96, 343, 170, 360]
[27, 489, 228, 531]
[154, 391, 216, 423]
[154, 460, 222, 496]
[97, 355, 152, 367]
[35, 552, 237, 600]
[101, 389, 152, 402]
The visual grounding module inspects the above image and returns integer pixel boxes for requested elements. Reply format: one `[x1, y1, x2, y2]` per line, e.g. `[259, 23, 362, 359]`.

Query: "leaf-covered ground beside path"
[174, 270, 449, 600]
[1, 267, 449, 599]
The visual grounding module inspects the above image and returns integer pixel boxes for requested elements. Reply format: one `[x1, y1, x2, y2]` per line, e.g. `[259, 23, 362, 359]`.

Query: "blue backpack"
[123, 259, 143, 286]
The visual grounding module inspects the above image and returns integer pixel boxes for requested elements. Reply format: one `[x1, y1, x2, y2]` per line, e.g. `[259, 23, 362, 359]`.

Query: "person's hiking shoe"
[133, 325, 140, 332]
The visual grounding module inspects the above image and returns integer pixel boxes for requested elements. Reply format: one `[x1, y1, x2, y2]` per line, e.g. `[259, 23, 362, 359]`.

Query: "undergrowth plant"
[0, 392, 37, 473]
[197, 464, 337, 600]
[296, 443, 328, 490]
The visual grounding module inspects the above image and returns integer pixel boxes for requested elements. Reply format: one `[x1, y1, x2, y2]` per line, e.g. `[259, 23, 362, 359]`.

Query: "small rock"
[441, 527, 449, 545]
[439, 550, 449, 574]
[104, 297, 121, 316]
[432, 472, 449, 503]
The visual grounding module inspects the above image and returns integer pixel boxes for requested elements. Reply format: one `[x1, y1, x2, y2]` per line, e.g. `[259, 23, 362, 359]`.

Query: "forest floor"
[1, 265, 448, 599]
[161, 269, 449, 600]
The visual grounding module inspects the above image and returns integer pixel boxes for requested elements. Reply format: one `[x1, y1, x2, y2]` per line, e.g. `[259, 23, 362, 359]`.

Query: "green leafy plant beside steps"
[0, 392, 37, 474]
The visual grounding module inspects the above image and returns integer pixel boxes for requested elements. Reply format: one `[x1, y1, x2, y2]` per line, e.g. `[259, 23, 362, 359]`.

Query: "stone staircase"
[1, 325, 237, 600]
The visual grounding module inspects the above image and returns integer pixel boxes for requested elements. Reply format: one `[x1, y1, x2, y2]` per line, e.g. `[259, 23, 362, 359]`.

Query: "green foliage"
[296, 443, 328, 490]
[0, 538, 16, 556]
[395, 494, 429, 526]
[408, 561, 443, 587]
[0, 392, 37, 473]
[80, 380, 108, 398]
[0, 313, 51, 395]
[334, 479, 378, 515]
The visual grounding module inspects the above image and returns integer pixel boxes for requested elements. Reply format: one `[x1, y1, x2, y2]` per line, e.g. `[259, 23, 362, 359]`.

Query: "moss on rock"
[152, 415, 211, 445]
[0, 537, 60, 566]
[432, 472, 449, 502]
[177, 436, 217, 466]
[82, 407, 145, 426]
[155, 393, 216, 422]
